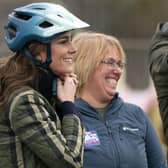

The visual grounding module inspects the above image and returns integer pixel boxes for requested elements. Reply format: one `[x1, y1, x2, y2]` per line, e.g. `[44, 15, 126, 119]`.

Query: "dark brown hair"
[0, 42, 45, 109]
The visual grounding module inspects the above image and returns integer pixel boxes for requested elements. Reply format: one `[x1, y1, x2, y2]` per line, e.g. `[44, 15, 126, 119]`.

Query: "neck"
[80, 90, 110, 108]
[36, 68, 54, 102]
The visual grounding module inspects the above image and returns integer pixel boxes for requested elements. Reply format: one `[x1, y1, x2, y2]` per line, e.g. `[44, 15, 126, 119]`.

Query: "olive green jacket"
[0, 87, 84, 168]
[149, 23, 168, 152]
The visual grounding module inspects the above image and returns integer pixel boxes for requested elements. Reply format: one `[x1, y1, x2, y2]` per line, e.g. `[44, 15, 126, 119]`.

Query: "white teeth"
[63, 58, 73, 63]
[106, 78, 116, 85]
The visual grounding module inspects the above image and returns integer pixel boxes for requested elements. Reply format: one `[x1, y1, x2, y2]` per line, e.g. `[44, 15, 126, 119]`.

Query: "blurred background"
[1, 0, 168, 151]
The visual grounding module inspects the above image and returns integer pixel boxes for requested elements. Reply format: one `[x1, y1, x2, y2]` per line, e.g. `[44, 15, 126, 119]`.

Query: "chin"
[53, 67, 73, 75]
[64, 66, 74, 72]
[106, 93, 116, 100]
[61, 70, 74, 77]
[107, 89, 116, 95]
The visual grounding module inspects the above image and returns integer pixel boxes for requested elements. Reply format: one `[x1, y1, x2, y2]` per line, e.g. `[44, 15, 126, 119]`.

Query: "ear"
[36, 52, 46, 62]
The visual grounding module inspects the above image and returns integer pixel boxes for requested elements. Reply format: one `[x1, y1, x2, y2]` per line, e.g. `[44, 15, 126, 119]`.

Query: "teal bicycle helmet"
[4, 2, 89, 52]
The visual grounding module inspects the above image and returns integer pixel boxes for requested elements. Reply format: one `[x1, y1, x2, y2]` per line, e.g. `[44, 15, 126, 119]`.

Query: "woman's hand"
[57, 73, 78, 102]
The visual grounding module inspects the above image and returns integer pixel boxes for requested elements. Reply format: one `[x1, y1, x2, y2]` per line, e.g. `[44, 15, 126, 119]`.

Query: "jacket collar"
[75, 93, 124, 118]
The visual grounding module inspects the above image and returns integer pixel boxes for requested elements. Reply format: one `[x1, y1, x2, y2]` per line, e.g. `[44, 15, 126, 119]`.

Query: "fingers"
[65, 77, 78, 87]
[72, 77, 79, 86]
[62, 73, 79, 86]
[57, 76, 77, 102]
[69, 73, 77, 78]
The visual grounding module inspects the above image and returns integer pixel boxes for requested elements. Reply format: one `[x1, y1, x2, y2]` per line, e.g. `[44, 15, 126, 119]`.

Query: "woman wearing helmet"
[0, 2, 89, 168]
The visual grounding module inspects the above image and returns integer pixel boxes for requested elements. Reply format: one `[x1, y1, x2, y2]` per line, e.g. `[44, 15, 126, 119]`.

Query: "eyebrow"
[104, 57, 122, 63]
[57, 34, 71, 40]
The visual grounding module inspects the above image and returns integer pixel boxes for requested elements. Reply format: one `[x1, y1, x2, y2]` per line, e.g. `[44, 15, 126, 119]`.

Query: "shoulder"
[9, 87, 47, 111]
[9, 86, 40, 99]
[114, 96, 144, 115]
[121, 101, 148, 123]
[123, 101, 142, 112]
[9, 87, 53, 124]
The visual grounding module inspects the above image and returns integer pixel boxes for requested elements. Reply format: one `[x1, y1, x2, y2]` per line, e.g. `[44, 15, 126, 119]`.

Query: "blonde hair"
[72, 31, 125, 96]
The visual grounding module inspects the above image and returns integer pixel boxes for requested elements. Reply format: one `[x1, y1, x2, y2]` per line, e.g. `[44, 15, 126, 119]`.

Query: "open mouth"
[63, 57, 73, 63]
[106, 78, 117, 85]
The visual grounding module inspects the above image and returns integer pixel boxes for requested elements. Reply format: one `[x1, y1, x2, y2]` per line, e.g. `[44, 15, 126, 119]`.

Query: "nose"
[112, 65, 123, 76]
[69, 42, 77, 54]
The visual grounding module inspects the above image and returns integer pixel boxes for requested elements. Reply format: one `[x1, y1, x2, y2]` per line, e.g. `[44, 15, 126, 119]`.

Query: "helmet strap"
[46, 43, 52, 66]
[45, 43, 59, 96]
[52, 77, 57, 96]
[24, 43, 58, 97]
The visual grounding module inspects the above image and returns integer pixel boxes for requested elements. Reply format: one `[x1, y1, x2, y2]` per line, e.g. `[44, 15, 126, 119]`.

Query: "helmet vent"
[14, 12, 32, 21]
[7, 26, 16, 39]
[32, 7, 45, 10]
[39, 21, 53, 28]
[57, 14, 63, 18]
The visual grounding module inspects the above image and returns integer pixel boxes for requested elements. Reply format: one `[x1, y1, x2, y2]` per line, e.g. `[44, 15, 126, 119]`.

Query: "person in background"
[0, 2, 89, 168]
[149, 22, 168, 161]
[73, 32, 167, 168]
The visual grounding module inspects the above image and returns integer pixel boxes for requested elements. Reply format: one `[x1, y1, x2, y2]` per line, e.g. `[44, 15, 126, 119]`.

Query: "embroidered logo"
[84, 131, 100, 147]
[122, 126, 139, 131]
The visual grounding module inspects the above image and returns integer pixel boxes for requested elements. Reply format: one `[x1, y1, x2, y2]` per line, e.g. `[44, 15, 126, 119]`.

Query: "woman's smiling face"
[49, 32, 76, 77]
[87, 46, 123, 101]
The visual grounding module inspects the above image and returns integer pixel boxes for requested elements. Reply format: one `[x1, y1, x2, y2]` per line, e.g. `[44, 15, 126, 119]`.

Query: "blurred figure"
[0, 2, 89, 168]
[73, 32, 167, 168]
[149, 22, 168, 160]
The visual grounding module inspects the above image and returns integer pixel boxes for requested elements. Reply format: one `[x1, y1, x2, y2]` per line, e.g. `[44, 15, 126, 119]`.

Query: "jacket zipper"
[105, 120, 119, 168]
